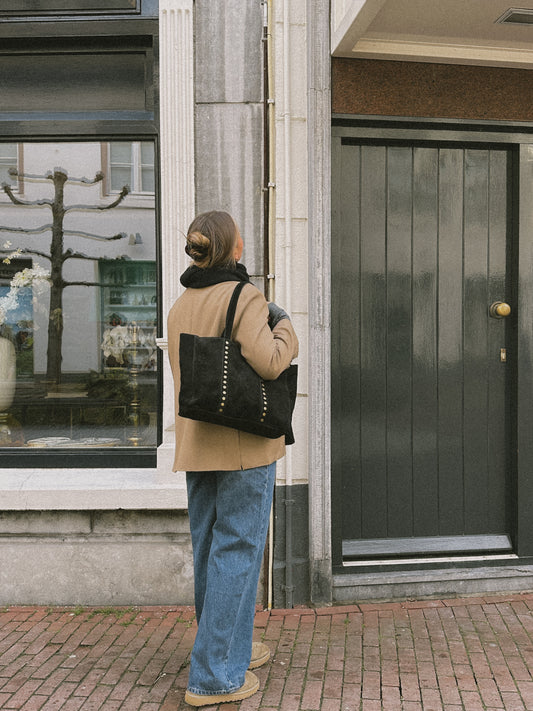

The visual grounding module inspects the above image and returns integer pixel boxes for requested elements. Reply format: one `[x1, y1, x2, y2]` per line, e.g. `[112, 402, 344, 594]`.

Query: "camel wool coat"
[167, 280, 299, 472]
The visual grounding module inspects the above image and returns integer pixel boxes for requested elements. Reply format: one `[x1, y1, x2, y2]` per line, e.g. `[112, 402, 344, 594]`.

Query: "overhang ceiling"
[332, 0, 533, 68]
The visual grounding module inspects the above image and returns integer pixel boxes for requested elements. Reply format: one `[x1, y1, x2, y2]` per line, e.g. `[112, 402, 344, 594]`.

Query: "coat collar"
[180, 262, 251, 288]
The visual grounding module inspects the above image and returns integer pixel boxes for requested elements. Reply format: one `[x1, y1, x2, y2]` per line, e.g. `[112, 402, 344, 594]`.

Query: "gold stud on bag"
[178, 282, 298, 443]
[260, 382, 267, 423]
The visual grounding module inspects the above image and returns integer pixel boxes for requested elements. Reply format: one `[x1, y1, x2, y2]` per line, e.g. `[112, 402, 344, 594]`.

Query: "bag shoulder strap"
[222, 281, 247, 339]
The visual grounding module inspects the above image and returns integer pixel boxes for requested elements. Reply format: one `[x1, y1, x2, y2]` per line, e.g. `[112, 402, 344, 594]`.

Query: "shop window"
[0, 141, 157, 451]
[107, 141, 155, 194]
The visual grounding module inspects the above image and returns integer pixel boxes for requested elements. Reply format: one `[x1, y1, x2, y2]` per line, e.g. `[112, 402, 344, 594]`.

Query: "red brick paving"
[1, 595, 533, 708]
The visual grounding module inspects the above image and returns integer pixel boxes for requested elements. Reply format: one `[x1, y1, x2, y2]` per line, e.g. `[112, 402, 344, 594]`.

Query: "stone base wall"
[0, 510, 194, 606]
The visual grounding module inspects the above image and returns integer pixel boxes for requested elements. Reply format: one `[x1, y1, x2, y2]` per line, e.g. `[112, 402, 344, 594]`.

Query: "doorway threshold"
[343, 553, 517, 567]
[333, 560, 533, 604]
[342, 534, 513, 560]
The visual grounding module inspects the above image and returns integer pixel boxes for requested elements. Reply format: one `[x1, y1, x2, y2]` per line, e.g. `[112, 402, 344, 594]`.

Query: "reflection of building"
[0, 142, 158, 448]
[1, 143, 156, 378]
[3, 1, 533, 607]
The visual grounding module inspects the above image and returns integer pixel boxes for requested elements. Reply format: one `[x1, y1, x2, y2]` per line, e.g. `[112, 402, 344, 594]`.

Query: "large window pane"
[0, 141, 157, 450]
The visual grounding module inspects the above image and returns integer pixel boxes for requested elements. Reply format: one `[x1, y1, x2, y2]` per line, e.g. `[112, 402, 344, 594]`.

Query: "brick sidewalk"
[2, 594, 533, 710]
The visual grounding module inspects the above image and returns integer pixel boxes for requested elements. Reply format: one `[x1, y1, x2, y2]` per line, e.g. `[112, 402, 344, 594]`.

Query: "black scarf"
[180, 262, 251, 288]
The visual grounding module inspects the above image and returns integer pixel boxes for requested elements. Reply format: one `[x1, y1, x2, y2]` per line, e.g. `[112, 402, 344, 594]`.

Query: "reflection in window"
[109, 141, 155, 193]
[0, 258, 34, 380]
[0, 142, 157, 450]
[0, 143, 18, 187]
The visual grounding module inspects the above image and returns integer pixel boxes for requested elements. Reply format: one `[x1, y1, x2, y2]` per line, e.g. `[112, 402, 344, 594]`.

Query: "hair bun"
[184, 211, 238, 269]
[185, 231, 210, 262]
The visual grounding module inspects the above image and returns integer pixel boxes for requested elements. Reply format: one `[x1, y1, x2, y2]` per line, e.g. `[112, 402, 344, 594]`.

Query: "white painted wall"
[272, 0, 309, 488]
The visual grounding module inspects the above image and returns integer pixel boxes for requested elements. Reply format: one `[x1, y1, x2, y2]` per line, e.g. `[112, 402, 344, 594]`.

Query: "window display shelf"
[99, 259, 157, 371]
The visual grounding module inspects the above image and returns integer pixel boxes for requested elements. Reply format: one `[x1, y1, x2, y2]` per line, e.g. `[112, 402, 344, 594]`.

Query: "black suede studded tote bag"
[178, 281, 298, 444]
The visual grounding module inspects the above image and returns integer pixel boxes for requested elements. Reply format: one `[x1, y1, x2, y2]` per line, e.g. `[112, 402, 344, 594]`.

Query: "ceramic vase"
[0, 337, 16, 443]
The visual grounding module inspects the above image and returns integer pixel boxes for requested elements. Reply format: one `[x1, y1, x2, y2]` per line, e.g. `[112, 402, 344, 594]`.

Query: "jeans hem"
[186, 683, 242, 696]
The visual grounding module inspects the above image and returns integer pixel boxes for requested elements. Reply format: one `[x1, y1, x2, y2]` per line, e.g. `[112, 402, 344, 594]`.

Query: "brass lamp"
[127, 323, 142, 446]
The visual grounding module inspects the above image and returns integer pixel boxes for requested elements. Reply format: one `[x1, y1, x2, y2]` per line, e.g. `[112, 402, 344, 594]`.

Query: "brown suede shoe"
[184, 671, 259, 707]
[249, 641, 271, 669]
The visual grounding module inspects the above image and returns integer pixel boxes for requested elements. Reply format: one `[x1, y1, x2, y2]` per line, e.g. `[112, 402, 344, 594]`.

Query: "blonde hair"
[185, 211, 238, 269]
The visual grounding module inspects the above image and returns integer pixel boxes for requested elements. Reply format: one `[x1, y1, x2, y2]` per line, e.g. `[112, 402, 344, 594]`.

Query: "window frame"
[0, 139, 161, 469]
[0, 17, 161, 469]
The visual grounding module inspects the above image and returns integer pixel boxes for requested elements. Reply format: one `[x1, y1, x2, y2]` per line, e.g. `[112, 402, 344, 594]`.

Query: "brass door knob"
[489, 301, 511, 318]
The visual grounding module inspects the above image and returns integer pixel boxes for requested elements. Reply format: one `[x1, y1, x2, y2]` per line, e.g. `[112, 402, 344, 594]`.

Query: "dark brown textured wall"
[332, 58, 533, 122]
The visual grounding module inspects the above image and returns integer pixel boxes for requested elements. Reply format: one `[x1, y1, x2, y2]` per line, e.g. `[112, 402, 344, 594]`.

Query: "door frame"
[329, 115, 533, 575]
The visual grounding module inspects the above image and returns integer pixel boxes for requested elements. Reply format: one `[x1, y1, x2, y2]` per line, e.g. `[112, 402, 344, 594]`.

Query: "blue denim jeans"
[186, 463, 276, 695]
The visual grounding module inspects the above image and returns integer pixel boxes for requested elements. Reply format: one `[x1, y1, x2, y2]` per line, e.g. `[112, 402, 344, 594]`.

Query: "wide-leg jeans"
[186, 462, 276, 695]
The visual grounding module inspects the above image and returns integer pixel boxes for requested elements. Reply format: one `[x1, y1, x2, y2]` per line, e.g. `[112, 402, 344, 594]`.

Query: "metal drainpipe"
[281, 0, 295, 611]
[262, 3, 275, 304]
[262, 0, 277, 611]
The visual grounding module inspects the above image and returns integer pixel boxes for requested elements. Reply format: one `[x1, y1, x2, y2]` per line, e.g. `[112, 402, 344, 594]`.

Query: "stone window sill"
[1, 467, 188, 511]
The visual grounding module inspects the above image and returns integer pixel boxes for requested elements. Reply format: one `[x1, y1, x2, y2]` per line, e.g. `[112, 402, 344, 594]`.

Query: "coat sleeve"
[232, 285, 298, 380]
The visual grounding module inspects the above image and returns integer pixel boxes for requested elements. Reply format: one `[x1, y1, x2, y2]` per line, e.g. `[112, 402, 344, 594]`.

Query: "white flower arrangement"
[0, 241, 50, 327]
[101, 324, 130, 364]
[101, 323, 157, 369]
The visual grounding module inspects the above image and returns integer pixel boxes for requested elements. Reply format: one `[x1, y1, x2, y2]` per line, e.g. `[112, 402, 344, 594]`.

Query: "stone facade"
[0, 0, 313, 608]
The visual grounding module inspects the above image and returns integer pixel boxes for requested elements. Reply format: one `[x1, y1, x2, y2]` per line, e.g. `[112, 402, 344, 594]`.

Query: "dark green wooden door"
[332, 141, 514, 565]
